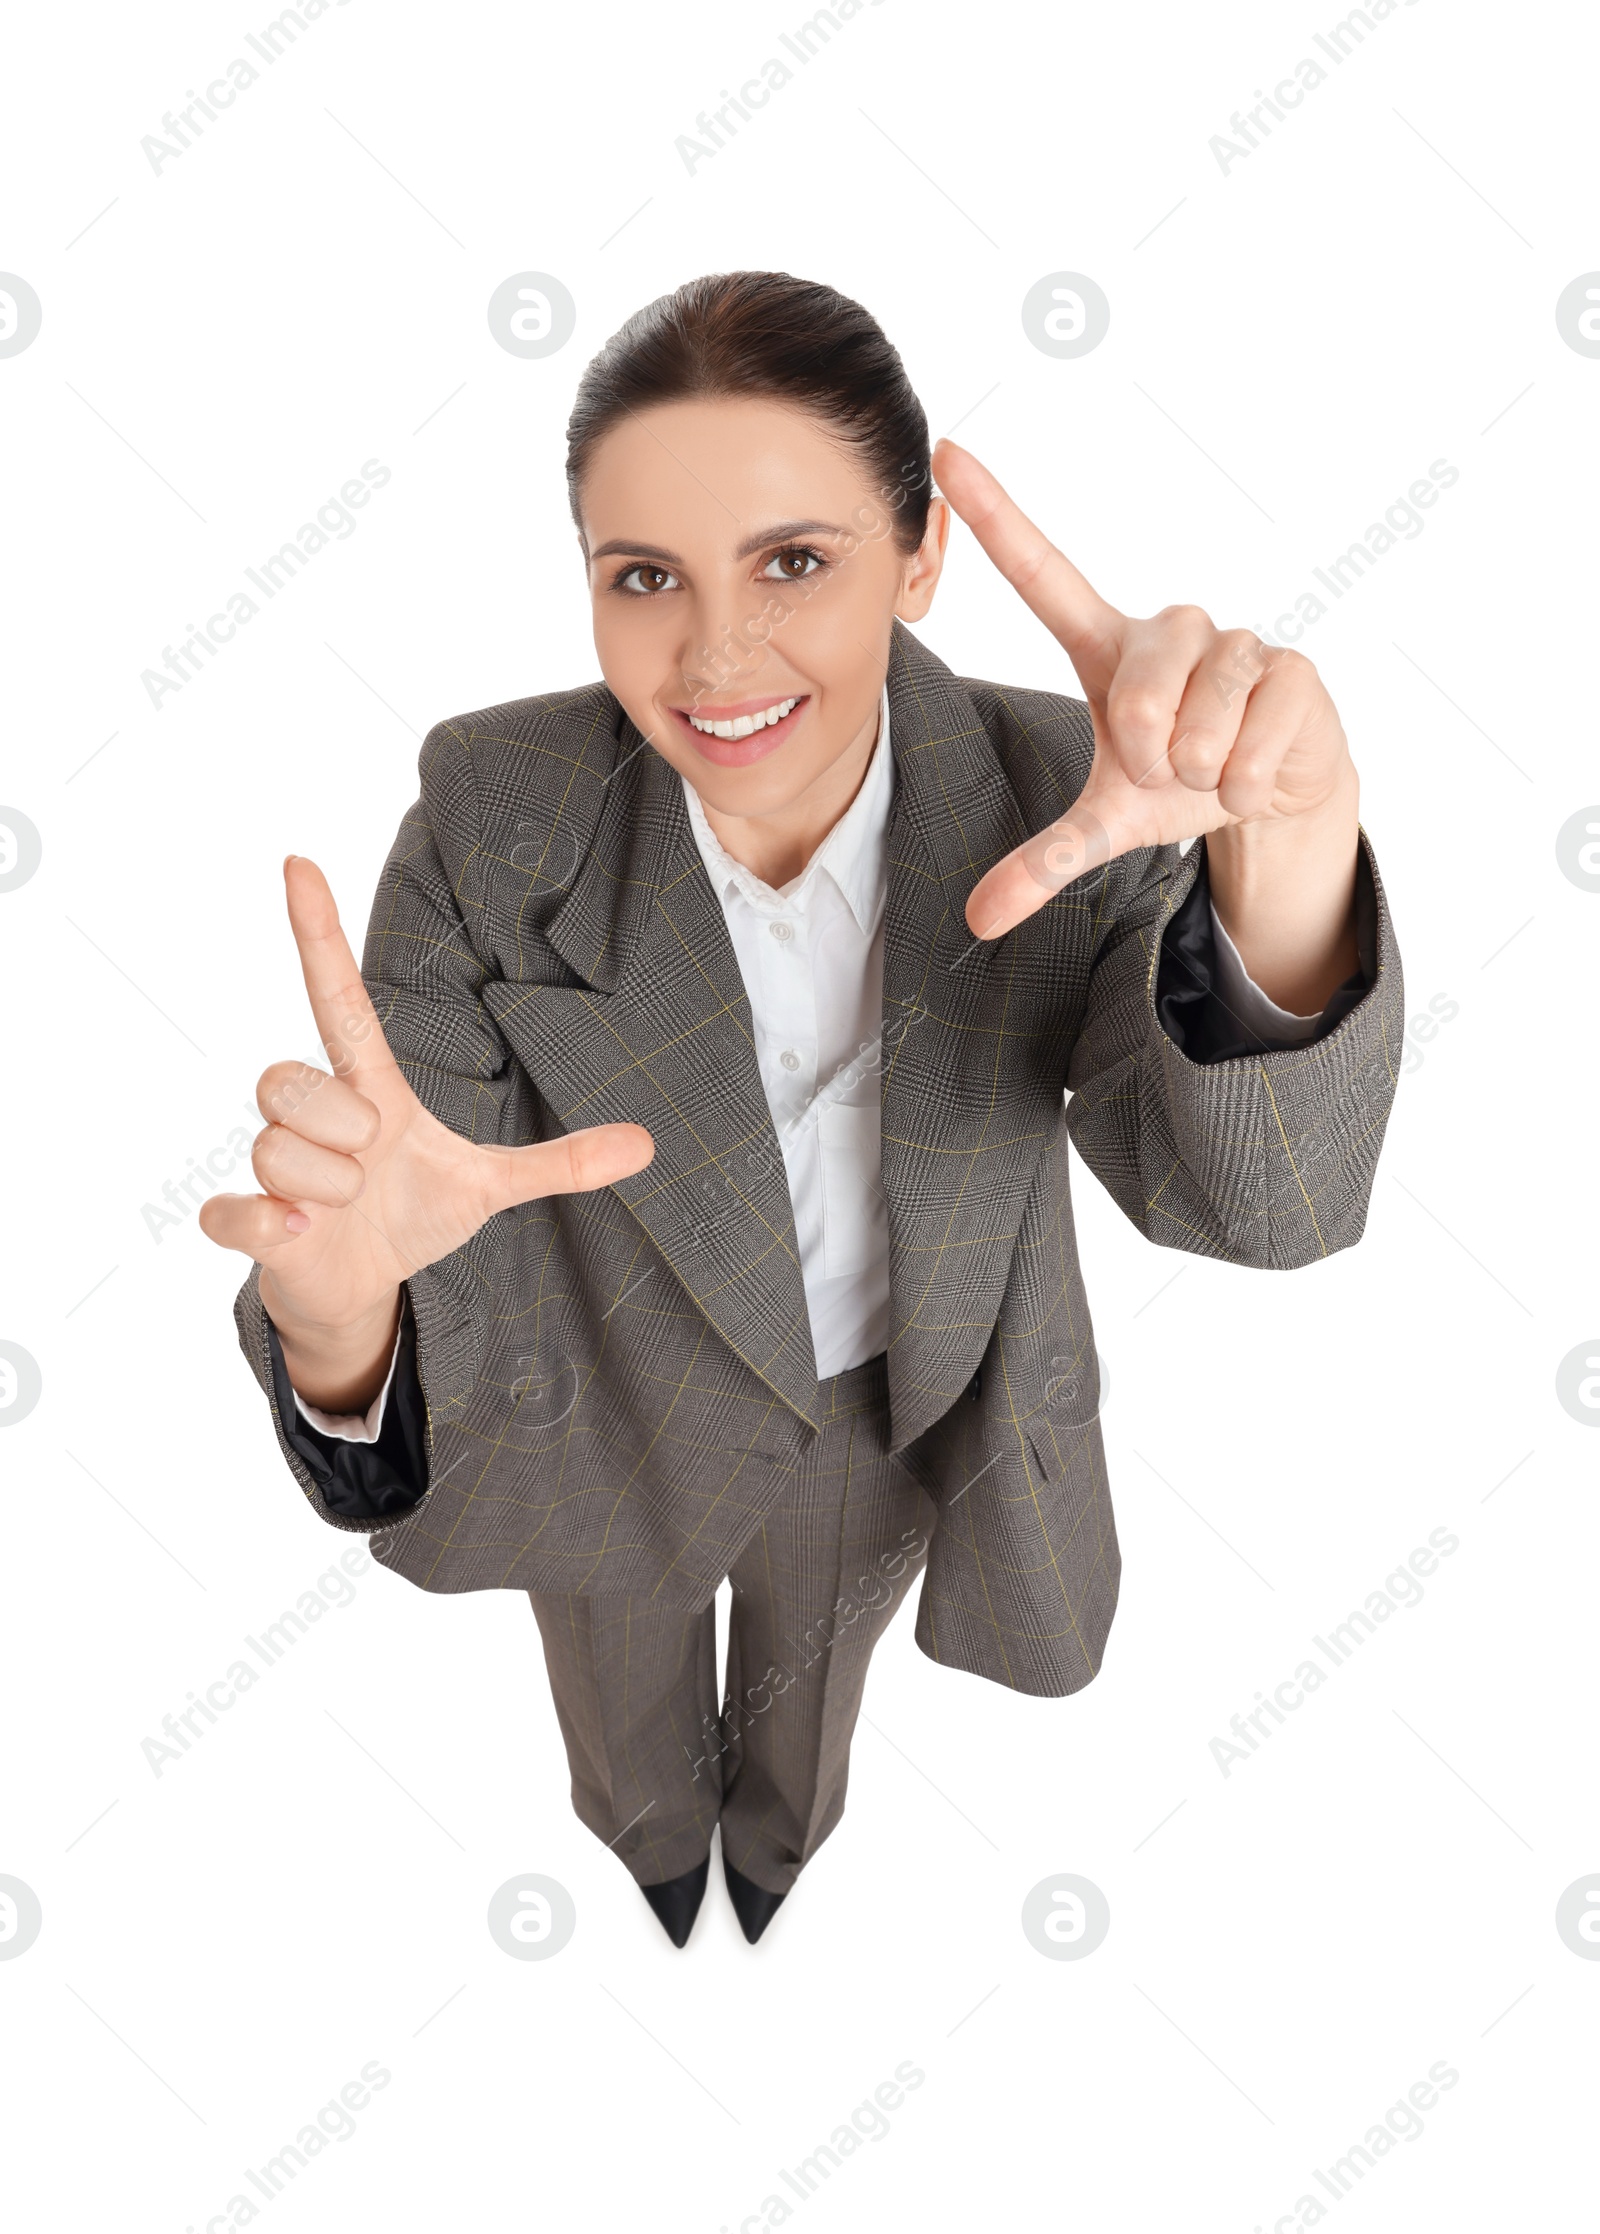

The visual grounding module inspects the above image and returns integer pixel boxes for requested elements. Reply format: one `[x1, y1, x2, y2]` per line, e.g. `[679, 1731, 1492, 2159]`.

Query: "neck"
[700, 699, 881, 888]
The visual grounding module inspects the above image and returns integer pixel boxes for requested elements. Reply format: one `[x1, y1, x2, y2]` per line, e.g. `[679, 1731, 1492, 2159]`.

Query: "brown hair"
[566, 270, 932, 555]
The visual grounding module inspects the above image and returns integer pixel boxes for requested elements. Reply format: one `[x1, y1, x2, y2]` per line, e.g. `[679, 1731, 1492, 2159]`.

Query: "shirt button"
[779, 1049, 801, 1071]
[768, 920, 794, 942]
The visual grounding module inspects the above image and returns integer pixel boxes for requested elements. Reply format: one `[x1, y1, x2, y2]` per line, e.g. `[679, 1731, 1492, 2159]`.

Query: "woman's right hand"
[199, 856, 655, 1409]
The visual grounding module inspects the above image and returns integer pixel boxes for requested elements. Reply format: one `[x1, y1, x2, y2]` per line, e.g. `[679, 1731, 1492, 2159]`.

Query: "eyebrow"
[586, 519, 849, 566]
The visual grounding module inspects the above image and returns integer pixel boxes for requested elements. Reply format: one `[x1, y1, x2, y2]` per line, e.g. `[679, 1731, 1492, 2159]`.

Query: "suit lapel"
[485, 726, 822, 1430]
[484, 625, 1077, 1452]
[879, 623, 1076, 1452]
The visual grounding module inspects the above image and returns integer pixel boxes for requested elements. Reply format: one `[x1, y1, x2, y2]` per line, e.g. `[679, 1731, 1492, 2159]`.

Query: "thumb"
[475, 1121, 655, 1212]
[966, 794, 1165, 940]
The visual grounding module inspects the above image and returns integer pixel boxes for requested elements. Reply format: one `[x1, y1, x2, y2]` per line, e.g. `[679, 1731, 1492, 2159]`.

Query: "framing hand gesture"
[932, 440, 1357, 943]
[201, 858, 654, 1378]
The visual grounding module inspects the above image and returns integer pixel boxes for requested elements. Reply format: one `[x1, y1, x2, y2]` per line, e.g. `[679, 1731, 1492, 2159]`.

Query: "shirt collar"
[681, 683, 892, 935]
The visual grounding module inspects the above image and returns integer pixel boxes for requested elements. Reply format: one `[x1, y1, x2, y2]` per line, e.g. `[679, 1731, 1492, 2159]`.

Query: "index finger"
[931, 439, 1124, 679]
[283, 855, 395, 1080]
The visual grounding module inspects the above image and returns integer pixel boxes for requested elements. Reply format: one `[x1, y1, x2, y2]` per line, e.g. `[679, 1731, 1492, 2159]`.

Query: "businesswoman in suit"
[203, 272, 1401, 1947]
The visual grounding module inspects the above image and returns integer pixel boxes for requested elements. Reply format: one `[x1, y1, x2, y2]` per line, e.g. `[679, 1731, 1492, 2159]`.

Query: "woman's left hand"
[932, 439, 1359, 944]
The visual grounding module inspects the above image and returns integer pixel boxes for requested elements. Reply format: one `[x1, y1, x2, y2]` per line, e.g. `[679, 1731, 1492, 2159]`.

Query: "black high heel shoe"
[722, 1854, 787, 1944]
[638, 1855, 711, 1948]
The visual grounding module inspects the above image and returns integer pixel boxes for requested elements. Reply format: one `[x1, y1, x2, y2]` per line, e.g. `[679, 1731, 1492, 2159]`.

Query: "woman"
[203, 271, 1401, 1947]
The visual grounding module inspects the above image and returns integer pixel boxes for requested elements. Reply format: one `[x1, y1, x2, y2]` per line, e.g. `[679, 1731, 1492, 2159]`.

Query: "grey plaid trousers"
[529, 1351, 937, 1893]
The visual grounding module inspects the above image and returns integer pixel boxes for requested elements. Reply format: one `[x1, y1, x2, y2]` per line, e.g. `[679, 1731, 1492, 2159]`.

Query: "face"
[577, 396, 948, 829]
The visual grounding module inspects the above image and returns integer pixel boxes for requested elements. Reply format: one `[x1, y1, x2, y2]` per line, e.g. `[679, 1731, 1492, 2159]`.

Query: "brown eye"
[762, 546, 824, 583]
[617, 562, 679, 595]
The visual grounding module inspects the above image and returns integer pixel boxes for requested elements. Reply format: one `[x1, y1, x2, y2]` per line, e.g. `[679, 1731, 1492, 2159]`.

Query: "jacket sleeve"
[1064, 825, 1403, 1268]
[231, 719, 542, 1534]
[263, 1298, 430, 1521]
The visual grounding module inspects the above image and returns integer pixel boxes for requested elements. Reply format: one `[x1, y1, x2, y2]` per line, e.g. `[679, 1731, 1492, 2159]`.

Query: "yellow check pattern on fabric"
[235, 623, 1403, 1697]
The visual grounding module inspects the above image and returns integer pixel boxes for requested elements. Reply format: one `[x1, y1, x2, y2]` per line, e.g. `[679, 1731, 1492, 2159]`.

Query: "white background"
[2, 2, 1596, 2228]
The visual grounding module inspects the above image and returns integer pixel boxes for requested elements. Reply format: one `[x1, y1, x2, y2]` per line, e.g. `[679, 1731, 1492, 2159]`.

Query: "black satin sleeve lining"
[1154, 836, 1377, 1064]
[265, 1294, 430, 1523]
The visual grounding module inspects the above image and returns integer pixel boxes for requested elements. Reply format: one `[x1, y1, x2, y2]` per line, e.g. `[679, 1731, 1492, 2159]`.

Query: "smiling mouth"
[668, 692, 809, 764]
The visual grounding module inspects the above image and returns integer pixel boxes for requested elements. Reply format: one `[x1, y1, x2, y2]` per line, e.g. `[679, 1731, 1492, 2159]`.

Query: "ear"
[894, 495, 950, 623]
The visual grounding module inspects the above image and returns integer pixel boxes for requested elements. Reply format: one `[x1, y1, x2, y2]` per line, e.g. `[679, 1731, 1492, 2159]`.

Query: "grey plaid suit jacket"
[234, 619, 1403, 1696]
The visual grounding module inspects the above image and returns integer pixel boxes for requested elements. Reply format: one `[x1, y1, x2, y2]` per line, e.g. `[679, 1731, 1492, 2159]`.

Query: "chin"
[681, 754, 818, 818]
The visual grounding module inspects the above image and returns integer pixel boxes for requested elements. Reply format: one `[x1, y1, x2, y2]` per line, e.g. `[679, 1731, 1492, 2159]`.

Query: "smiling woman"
[578, 392, 939, 881]
[206, 269, 1404, 1952]
[566, 271, 939, 880]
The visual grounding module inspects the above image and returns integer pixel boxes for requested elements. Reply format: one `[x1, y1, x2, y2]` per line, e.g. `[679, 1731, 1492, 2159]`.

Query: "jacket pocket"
[1025, 1346, 1103, 1485]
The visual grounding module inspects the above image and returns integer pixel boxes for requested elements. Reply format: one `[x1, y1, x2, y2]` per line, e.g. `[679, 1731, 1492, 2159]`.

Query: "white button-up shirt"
[680, 686, 896, 1378]
[294, 686, 1321, 1434]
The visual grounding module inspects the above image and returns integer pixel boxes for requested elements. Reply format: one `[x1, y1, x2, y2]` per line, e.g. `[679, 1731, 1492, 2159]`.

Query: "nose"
[674, 603, 774, 707]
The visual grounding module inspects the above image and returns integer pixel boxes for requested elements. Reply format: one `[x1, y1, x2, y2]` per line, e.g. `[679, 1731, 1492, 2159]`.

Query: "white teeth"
[688, 695, 799, 740]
